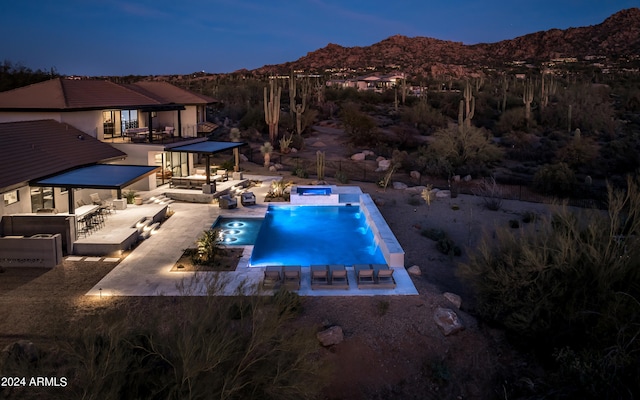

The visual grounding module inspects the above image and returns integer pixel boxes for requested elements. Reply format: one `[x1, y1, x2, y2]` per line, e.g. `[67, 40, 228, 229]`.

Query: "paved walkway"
[85, 180, 418, 297]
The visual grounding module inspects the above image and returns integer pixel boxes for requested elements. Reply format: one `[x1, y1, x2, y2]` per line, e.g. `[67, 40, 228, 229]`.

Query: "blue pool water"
[212, 217, 263, 245]
[297, 187, 331, 195]
[249, 205, 386, 267]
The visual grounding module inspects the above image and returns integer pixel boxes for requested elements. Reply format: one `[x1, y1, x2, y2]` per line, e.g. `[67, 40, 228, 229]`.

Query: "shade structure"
[32, 164, 159, 190]
[168, 141, 246, 154]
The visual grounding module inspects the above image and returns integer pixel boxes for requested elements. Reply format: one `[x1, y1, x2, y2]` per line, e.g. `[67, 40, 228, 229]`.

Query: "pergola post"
[177, 110, 182, 138]
[68, 188, 75, 214]
[148, 111, 154, 142]
[233, 148, 240, 172]
[205, 154, 211, 185]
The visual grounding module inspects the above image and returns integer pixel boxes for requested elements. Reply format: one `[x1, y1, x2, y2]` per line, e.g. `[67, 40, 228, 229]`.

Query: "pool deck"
[85, 179, 418, 297]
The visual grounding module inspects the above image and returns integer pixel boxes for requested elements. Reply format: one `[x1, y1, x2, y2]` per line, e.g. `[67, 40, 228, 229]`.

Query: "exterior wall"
[0, 111, 62, 123]
[0, 185, 31, 217]
[109, 143, 164, 191]
[181, 106, 199, 137]
[60, 111, 103, 139]
[0, 234, 63, 268]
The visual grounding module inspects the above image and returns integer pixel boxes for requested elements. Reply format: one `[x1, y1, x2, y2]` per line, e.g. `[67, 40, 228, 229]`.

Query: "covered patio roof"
[32, 164, 159, 213]
[169, 141, 248, 184]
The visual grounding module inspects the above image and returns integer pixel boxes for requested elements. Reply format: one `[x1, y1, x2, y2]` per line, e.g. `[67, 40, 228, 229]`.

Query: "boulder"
[392, 182, 408, 190]
[269, 166, 277, 172]
[274, 163, 283, 170]
[312, 141, 326, 147]
[453, 175, 461, 182]
[410, 170, 421, 180]
[374, 197, 386, 207]
[435, 190, 450, 198]
[317, 326, 344, 346]
[433, 307, 465, 336]
[362, 150, 375, 156]
[376, 156, 386, 162]
[443, 292, 462, 309]
[405, 185, 426, 194]
[1, 340, 40, 364]
[463, 174, 472, 182]
[378, 159, 392, 171]
[351, 153, 366, 161]
[407, 265, 422, 276]
[290, 147, 298, 153]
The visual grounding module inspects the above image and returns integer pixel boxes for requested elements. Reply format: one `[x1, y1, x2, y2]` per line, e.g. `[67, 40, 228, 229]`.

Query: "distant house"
[0, 120, 127, 217]
[326, 73, 406, 92]
[0, 78, 218, 190]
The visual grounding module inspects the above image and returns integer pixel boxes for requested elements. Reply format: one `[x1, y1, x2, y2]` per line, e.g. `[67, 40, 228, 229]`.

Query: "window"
[3, 190, 19, 206]
[121, 109, 139, 131]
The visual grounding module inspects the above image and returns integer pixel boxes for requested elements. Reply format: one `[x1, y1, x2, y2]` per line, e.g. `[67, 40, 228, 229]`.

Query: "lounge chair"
[311, 265, 329, 289]
[329, 265, 349, 289]
[354, 264, 375, 288]
[283, 266, 301, 290]
[219, 194, 237, 209]
[372, 264, 396, 288]
[241, 191, 256, 206]
[262, 266, 282, 289]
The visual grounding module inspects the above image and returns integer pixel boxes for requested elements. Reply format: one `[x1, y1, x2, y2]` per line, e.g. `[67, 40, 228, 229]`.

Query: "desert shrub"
[508, 219, 520, 228]
[408, 195, 421, 206]
[459, 176, 640, 399]
[194, 228, 227, 266]
[521, 211, 537, 223]
[436, 238, 461, 256]
[0, 282, 326, 400]
[473, 176, 503, 210]
[335, 170, 349, 183]
[421, 228, 446, 241]
[292, 167, 308, 178]
[532, 162, 577, 196]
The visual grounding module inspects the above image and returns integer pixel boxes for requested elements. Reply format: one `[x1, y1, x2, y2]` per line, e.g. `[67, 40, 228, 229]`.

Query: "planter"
[134, 196, 143, 206]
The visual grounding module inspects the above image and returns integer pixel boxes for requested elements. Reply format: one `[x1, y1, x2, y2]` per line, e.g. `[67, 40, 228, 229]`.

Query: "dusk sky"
[1, 1, 638, 77]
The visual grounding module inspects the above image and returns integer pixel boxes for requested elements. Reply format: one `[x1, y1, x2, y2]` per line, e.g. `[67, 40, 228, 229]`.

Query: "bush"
[459, 176, 640, 398]
[533, 162, 577, 196]
[335, 170, 349, 183]
[421, 228, 446, 241]
[508, 219, 520, 228]
[292, 167, 308, 178]
[436, 238, 461, 256]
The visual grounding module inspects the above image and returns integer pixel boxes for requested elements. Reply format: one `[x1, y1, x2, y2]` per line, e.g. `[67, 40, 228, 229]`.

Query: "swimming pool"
[249, 205, 386, 267]
[212, 217, 263, 245]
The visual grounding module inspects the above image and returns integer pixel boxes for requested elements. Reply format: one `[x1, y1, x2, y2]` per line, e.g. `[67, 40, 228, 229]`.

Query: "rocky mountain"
[253, 8, 640, 77]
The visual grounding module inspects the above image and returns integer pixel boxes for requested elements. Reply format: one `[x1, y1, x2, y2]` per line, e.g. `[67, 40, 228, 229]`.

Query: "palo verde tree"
[459, 175, 640, 399]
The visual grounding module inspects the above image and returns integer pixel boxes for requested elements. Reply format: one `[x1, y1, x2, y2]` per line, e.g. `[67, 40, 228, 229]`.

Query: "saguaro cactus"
[316, 151, 325, 181]
[463, 80, 475, 128]
[264, 79, 282, 143]
[523, 78, 534, 127]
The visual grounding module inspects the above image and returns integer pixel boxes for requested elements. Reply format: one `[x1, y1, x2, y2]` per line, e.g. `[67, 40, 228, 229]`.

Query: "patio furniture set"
[262, 264, 396, 291]
[76, 194, 115, 238]
[218, 191, 256, 209]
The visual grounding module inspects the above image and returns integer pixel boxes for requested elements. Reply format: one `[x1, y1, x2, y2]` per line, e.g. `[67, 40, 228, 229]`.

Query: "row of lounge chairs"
[261, 264, 396, 291]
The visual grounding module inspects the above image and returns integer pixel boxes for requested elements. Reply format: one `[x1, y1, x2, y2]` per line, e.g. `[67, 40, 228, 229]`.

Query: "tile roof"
[127, 81, 217, 104]
[0, 120, 126, 189]
[0, 78, 216, 111]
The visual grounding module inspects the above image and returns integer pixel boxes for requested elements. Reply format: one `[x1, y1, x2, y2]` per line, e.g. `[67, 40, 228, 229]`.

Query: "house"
[326, 73, 406, 92]
[0, 78, 219, 190]
[0, 119, 129, 217]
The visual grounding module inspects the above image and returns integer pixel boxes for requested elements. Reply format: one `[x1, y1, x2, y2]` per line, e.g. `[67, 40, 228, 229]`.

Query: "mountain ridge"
[252, 8, 640, 77]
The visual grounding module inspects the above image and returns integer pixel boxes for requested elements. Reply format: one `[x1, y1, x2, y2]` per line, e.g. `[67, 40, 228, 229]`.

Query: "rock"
[317, 325, 344, 346]
[2, 340, 40, 364]
[434, 307, 465, 336]
[463, 174, 472, 182]
[351, 153, 365, 161]
[443, 292, 462, 309]
[239, 154, 249, 162]
[290, 147, 298, 153]
[410, 170, 421, 180]
[453, 175, 461, 182]
[362, 150, 375, 156]
[269, 166, 277, 172]
[407, 265, 422, 276]
[374, 197, 386, 207]
[376, 156, 386, 162]
[312, 141, 326, 147]
[378, 159, 391, 171]
[405, 185, 426, 194]
[435, 190, 450, 198]
[274, 163, 283, 170]
[392, 182, 408, 190]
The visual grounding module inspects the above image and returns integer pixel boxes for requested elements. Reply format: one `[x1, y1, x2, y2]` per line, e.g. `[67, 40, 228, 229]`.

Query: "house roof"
[126, 81, 217, 105]
[0, 120, 126, 190]
[0, 78, 216, 111]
